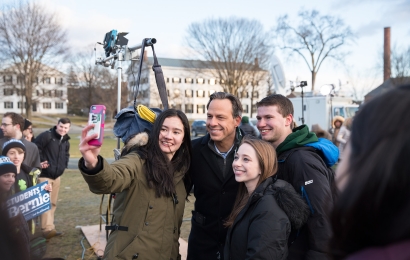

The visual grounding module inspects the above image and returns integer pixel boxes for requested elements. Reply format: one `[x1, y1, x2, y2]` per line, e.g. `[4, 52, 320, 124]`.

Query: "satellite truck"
[289, 94, 359, 131]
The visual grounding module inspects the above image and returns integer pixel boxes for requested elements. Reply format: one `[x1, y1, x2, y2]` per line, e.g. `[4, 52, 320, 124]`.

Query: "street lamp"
[320, 84, 336, 125]
[291, 81, 308, 125]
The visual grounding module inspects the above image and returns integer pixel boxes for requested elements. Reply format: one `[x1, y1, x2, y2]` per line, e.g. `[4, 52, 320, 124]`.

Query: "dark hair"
[256, 94, 294, 117]
[330, 85, 410, 258]
[139, 109, 192, 197]
[58, 118, 71, 125]
[207, 92, 243, 118]
[3, 112, 24, 131]
[225, 136, 277, 227]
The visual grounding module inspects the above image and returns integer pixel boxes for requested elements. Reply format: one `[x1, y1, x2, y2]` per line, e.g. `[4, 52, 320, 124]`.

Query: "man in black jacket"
[256, 94, 333, 260]
[33, 118, 71, 239]
[187, 92, 244, 260]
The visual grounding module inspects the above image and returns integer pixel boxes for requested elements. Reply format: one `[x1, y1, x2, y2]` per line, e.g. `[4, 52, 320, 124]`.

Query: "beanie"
[241, 116, 249, 124]
[23, 119, 32, 131]
[2, 139, 26, 156]
[0, 156, 17, 176]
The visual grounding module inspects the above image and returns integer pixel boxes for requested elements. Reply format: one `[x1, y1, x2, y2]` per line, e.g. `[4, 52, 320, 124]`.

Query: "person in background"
[33, 118, 71, 239]
[224, 136, 309, 260]
[336, 117, 352, 161]
[330, 85, 410, 260]
[239, 116, 258, 137]
[0, 112, 41, 169]
[329, 116, 344, 147]
[0, 156, 30, 260]
[311, 124, 332, 141]
[256, 94, 334, 259]
[187, 92, 244, 260]
[23, 119, 34, 142]
[79, 109, 192, 260]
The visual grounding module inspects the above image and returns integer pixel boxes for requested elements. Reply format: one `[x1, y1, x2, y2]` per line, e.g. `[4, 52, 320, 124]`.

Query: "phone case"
[87, 105, 106, 146]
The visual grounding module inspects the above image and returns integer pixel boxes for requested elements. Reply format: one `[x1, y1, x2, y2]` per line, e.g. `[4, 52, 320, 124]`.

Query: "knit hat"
[241, 116, 249, 124]
[0, 156, 17, 176]
[2, 139, 26, 156]
[23, 119, 32, 131]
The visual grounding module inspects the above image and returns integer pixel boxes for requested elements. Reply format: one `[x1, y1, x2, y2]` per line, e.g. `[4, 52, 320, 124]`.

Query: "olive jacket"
[79, 152, 187, 260]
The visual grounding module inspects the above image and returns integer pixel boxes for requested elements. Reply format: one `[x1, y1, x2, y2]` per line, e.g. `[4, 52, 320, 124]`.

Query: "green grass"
[69, 137, 120, 158]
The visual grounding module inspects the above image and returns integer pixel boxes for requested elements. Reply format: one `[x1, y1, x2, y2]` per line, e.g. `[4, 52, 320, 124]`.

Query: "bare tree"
[186, 17, 272, 96]
[0, 1, 68, 119]
[344, 68, 379, 101]
[391, 45, 410, 84]
[274, 9, 354, 90]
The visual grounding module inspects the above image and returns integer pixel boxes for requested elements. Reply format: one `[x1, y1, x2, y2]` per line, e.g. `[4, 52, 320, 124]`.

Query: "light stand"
[291, 81, 308, 125]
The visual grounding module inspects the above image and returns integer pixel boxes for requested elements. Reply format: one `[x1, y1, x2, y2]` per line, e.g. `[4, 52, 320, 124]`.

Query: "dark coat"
[224, 177, 310, 260]
[34, 126, 70, 179]
[187, 129, 244, 260]
[277, 147, 334, 260]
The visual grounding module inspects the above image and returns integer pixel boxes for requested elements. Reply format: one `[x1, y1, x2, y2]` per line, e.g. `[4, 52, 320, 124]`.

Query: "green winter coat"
[80, 153, 186, 260]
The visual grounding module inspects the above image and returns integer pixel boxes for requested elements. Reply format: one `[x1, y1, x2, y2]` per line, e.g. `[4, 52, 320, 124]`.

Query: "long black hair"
[138, 109, 192, 198]
[330, 85, 410, 258]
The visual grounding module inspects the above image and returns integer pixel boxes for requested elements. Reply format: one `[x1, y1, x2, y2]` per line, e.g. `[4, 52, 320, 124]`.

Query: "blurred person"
[224, 136, 310, 259]
[0, 112, 41, 169]
[23, 118, 34, 142]
[311, 124, 332, 141]
[336, 117, 352, 161]
[187, 92, 245, 260]
[33, 118, 71, 239]
[79, 109, 192, 260]
[330, 85, 410, 260]
[239, 116, 258, 137]
[0, 156, 30, 260]
[329, 116, 344, 147]
[256, 94, 335, 259]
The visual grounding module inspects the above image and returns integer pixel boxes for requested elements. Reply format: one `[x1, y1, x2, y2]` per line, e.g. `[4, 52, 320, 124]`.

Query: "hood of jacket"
[276, 125, 318, 156]
[121, 132, 149, 154]
[252, 177, 310, 230]
[332, 115, 345, 128]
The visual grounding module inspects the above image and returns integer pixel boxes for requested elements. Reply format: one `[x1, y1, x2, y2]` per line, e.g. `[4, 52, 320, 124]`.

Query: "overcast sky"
[29, 0, 410, 95]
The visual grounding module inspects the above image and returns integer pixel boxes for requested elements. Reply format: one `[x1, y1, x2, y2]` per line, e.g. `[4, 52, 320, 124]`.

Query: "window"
[197, 104, 205, 114]
[252, 105, 257, 114]
[185, 90, 193, 97]
[17, 75, 25, 84]
[166, 78, 170, 83]
[55, 102, 64, 109]
[55, 90, 64, 97]
[197, 78, 205, 84]
[36, 90, 40, 96]
[56, 78, 64, 85]
[243, 104, 249, 113]
[45, 78, 51, 84]
[3, 76, 12, 83]
[196, 90, 205, 98]
[4, 89, 13, 96]
[209, 79, 216, 85]
[172, 77, 181, 83]
[174, 103, 182, 110]
[173, 89, 180, 97]
[185, 104, 193, 113]
[43, 102, 51, 109]
[240, 92, 249, 98]
[185, 78, 193, 84]
[18, 102, 26, 109]
[253, 91, 259, 98]
[4, 102, 13, 109]
[167, 90, 170, 97]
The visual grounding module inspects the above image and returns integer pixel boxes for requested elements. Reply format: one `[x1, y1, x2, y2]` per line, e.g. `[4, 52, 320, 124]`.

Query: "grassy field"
[69, 135, 120, 159]
[44, 169, 194, 259]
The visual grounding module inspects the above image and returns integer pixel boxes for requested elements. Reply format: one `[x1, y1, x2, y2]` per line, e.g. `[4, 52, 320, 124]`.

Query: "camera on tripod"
[299, 81, 307, 87]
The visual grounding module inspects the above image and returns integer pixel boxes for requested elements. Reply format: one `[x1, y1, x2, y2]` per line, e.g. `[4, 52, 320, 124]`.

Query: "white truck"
[289, 95, 359, 131]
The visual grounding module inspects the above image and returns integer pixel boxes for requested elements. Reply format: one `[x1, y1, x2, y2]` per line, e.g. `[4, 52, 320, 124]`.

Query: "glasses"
[27, 127, 33, 133]
[1, 123, 13, 127]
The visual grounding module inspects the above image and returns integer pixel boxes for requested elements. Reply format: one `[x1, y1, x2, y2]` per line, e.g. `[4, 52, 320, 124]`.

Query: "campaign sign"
[6, 181, 51, 221]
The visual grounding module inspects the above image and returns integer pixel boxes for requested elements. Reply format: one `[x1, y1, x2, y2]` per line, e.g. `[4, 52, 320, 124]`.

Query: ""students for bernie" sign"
[6, 181, 51, 221]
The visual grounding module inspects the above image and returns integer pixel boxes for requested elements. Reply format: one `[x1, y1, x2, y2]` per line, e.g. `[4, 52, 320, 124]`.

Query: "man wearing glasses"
[0, 112, 41, 169]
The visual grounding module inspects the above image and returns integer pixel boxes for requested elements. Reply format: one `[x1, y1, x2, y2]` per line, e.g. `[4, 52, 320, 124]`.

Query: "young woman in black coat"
[224, 136, 310, 260]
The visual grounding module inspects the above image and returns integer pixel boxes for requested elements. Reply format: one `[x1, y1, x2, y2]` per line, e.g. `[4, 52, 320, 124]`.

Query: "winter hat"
[23, 119, 32, 131]
[241, 116, 249, 124]
[2, 139, 26, 156]
[0, 156, 17, 176]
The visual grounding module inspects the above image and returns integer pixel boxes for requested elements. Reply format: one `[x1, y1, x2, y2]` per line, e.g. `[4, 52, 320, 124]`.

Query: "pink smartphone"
[87, 105, 106, 146]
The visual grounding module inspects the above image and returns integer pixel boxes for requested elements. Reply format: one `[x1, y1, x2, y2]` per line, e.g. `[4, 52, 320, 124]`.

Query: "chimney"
[384, 27, 391, 82]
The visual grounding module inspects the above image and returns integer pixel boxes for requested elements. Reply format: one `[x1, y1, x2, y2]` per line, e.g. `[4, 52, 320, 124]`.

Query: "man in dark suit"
[187, 92, 244, 260]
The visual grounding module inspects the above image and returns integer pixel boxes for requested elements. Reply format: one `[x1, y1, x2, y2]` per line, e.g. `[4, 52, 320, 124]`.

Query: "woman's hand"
[79, 124, 102, 169]
[44, 183, 52, 192]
